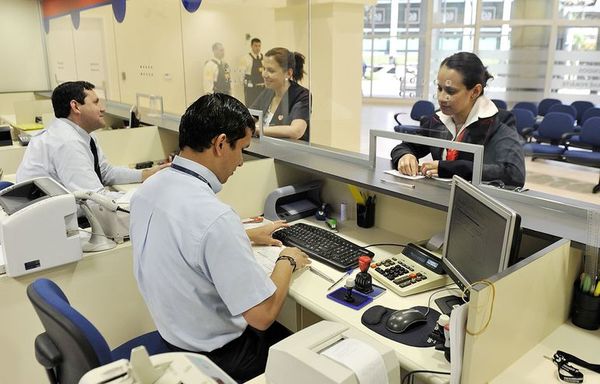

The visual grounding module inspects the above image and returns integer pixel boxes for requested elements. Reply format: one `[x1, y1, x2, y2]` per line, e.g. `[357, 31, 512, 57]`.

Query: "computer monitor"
[441, 176, 521, 294]
[248, 108, 263, 137]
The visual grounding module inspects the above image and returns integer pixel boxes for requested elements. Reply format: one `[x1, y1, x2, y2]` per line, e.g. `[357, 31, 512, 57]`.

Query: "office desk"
[491, 323, 600, 383]
[275, 219, 452, 384]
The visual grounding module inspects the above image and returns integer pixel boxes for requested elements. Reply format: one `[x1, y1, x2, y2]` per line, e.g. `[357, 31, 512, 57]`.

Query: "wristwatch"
[276, 255, 297, 272]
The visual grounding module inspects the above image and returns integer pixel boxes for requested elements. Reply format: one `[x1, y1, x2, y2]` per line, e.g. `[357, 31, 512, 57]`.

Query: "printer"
[80, 346, 235, 384]
[266, 321, 400, 384]
[263, 180, 322, 222]
[0, 178, 82, 276]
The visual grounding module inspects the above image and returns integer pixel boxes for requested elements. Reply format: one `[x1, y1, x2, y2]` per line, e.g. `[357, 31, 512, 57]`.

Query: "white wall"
[0, 0, 48, 91]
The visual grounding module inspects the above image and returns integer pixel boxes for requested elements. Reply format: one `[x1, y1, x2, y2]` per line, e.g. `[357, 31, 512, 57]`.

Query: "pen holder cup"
[571, 284, 600, 330]
[356, 202, 375, 228]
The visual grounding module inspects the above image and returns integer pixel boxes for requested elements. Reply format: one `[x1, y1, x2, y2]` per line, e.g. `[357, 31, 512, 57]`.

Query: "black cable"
[117, 206, 130, 214]
[362, 243, 407, 249]
[401, 370, 450, 384]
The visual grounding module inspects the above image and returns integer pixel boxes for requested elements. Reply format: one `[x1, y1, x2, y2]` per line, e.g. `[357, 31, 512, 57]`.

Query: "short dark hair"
[440, 52, 493, 93]
[265, 47, 306, 82]
[251, 38, 261, 45]
[179, 93, 255, 152]
[52, 81, 95, 118]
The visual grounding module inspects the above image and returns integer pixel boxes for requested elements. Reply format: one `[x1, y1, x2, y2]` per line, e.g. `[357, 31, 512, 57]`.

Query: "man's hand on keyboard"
[246, 220, 289, 246]
[279, 247, 311, 271]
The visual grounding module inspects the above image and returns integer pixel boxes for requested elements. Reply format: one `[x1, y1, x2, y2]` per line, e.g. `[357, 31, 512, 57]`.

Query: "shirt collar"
[171, 155, 222, 193]
[436, 95, 498, 138]
[60, 118, 91, 140]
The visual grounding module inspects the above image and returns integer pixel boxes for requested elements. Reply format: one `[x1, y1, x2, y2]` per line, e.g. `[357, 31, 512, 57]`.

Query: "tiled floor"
[361, 103, 600, 206]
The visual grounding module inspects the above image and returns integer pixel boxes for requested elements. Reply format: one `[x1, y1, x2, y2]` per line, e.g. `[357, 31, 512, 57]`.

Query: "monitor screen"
[247, 108, 263, 137]
[442, 176, 521, 293]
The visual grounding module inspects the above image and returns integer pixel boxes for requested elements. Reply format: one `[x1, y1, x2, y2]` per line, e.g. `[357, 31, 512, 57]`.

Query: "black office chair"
[27, 278, 169, 384]
[393, 100, 435, 134]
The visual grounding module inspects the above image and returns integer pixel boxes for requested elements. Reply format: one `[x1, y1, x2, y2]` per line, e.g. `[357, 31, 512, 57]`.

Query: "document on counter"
[384, 169, 452, 182]
[253, 246, 282, 274]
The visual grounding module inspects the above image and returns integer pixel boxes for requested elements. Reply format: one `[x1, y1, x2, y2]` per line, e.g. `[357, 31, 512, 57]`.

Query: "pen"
[372, 283, 387, 291]
[327, 269, 353, 291]
[309, 266, 335, 283]
[380, 178, 415, 189]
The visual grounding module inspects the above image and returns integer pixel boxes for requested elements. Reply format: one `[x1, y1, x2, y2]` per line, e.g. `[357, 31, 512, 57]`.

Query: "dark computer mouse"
[385, 308, 427, 333]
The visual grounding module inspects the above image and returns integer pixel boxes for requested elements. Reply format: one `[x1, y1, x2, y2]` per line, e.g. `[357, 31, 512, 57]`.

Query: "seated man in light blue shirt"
[130, 93, 310, 382]
[16, 81, 166, 196]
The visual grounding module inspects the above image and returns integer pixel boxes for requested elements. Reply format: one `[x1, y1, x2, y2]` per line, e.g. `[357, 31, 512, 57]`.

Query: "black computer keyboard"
[272, 223, 374, 271]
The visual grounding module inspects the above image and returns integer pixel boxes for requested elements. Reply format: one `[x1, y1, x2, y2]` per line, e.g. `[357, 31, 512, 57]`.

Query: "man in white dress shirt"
[16, 81, 165, 194]
[130, 93, 310, 382]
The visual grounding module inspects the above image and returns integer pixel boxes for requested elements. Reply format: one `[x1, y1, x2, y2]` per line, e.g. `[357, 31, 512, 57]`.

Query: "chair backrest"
[409, 100, 435, 122]
[581, 117, 600, 148]
[538, 112, 576, 140]
[0, 181, 13, 191]
[27, 278, 112, 384]
[511, 108, 536, 135]
[571, 100, 595, 125]
[548, 103, 577, 119]
[581, 107, 600, 125]
[513, 101, 538, 116]
[537, 98, 561, 116]
[491, 99, 508, 110]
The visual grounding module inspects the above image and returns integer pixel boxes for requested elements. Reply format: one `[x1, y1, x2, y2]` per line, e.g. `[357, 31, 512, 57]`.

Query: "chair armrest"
[35, 332, 62, 369]
[561, 131, 578, 141]
[393, 112, 403, 126]
[521, 127, 535, 137]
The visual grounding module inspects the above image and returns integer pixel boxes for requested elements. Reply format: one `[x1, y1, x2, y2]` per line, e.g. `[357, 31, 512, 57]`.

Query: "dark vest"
[248, 53, 264, 86]
[212, 59, 231, 94]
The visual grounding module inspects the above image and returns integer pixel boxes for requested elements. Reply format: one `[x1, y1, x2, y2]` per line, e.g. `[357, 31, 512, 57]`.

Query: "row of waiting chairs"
[493, 98, 598, 127]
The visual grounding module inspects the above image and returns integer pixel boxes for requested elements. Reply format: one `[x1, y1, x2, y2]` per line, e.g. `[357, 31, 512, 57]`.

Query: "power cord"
[464, 279, 495, 336]
[422, 286, 463, 317]
[401, 370, 450, 384]
[362, 243, 407, 249]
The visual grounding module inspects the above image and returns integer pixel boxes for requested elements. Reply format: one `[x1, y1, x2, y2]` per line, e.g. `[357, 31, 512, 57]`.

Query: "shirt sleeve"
[203, 61, 217, 94]
[289, 86, 310, 123]
[94, 138, 143, 185]
[200, 211, 276, 316]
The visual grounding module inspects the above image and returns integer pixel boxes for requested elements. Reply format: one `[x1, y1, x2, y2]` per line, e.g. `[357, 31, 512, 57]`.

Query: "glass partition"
[551, 26, 600, 103]
[38, 0, 600, 206]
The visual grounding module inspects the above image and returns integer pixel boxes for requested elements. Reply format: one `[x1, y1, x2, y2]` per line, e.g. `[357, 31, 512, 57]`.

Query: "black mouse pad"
[361, 305, 440, 348]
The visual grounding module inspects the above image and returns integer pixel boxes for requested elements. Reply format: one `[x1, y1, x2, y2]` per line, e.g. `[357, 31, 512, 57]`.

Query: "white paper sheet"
[321, 338, 388, 384]
[384, 169, 452, 182]
[450, 302, 469, 384]
[253, 246, 282, 274]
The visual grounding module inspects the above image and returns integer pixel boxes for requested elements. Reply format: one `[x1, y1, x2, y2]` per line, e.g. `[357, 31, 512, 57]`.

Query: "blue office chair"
[511, 108, 536, 141]
[571, 100, 595, 126]
[537, 98, 561, 117]
[27, 278, 169, 384]
[491, 99, 508, 110]
[579, 107, 600, 126]
[513, 101, 538, 117]
[563, 117, 600, 193]
[0, 181, 13, 191]
[393, 100, 435, 134]
[523, 112, 575, 160]
[548, 103, 577, 120]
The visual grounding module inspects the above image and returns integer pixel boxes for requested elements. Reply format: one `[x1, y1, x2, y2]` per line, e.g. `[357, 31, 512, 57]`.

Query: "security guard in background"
[203, 42, 231, 95]
[242, 38, 264, 106]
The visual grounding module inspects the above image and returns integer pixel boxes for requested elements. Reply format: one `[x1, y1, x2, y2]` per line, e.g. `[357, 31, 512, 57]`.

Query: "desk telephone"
[371, 242, 452, 297]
